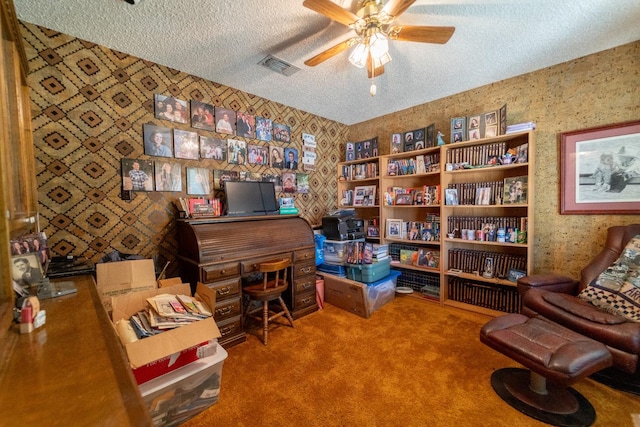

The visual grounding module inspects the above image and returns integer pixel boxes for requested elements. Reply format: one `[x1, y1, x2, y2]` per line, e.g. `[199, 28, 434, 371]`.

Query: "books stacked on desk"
[124, 293, 213, 341]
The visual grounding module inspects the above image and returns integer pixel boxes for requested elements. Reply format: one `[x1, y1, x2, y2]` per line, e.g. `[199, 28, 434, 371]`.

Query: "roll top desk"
[176, 215, 318, 348]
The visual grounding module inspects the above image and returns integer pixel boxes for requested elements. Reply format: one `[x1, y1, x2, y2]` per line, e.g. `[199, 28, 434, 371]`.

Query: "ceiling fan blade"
[382, 0, 416, 18]
[393, 25, 455, 44]
[366, 54, 385, 78]
[304, 38, 356, 67]
[303, 0, 359, 27]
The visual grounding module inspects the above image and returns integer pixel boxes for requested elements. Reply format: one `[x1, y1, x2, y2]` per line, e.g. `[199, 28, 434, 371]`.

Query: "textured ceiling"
[13, 0, 640, 125]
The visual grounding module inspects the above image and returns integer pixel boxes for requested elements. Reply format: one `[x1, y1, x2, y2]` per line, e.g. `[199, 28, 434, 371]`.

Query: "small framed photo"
[173, 129, 199, 160]
[403, 131, 415, 152]
[236, 111, 256, 138]
[154, 160, 182, 192]
[451, 117, 466, 143]
[296, 173, 309, 193]
[503, 176, 528, 205]
[279, 197, 294, 208]
[266, 145, 284, 169]
[186, 166, 211, 195]
[284, 148, 299, 170]
[412, 190, 424, 205]
[248, 144, 268, 166]
[367, 226, 380, 238]
[122, 158, 153, 191]
[143, 124, 173, 158]
[386, 219, 403, 239]
[445, 188, 459, 205]
[425, 124, 435, 148]
[391, 133, 403, 154]
[12, 254, 44, 289]
[395, 193, 413, 205]
[282, 172, 296, 193]
[227, 139, 247, 165]
[411, 128, 425, 150]
[215, 107, 236, 135]
[273, 123, 291, 143]
[256, 116, 272, 142]
[154, 94, 188, 124]
[190, 100, 215, 131]
[200, 136, 226, 160]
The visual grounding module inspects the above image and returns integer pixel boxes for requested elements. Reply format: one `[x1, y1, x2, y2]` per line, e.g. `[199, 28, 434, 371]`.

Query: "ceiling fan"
[303, 0, 455, 94]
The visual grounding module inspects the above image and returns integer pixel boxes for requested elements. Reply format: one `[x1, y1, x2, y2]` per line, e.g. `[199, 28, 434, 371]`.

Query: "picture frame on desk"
[560, 120, 640, 214]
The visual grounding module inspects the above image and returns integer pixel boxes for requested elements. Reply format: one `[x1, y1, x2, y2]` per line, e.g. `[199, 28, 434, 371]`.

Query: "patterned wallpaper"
[19, 22, 348, 273]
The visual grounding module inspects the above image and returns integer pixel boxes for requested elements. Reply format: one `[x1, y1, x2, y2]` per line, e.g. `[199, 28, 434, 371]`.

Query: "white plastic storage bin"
[138, 344, 228, 427]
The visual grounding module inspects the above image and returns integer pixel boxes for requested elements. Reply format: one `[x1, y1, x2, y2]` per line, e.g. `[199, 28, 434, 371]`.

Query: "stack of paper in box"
[123, 293, 213, 341]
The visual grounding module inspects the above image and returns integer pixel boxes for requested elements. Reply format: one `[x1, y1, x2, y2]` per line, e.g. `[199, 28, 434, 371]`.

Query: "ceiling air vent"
[258, 55, 300, 77]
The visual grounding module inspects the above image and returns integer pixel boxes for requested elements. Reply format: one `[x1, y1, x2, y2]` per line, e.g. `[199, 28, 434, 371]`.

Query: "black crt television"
[224, 181, 279, 216]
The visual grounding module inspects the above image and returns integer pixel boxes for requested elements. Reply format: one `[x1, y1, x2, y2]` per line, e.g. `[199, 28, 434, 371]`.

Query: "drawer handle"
[301, 297, 312, 304]
[301, 267, 313, 274]
[301, 282, 312, 289]
[216, 306, 233, 316]
[220, 270, 226, 274]
[218, 287, 231, 295]
[219, 326, 233, 335]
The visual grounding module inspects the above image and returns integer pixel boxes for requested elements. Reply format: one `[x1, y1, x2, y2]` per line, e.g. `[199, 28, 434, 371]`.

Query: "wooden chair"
[243, 258, 294, 345]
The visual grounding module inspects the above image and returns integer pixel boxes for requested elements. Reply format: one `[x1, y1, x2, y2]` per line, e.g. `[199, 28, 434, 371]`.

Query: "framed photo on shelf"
[560, 120, 640, 214]
[503, 176, 528, 205]
[354, 185, 377, 206]
[450, 117, 466, 143]
[444, 188, 459, 205]
[394, 193, 413, 205]
[386, 219, 402, 239]
[425, 124, 436, 148]
[391, 133, 403, 154]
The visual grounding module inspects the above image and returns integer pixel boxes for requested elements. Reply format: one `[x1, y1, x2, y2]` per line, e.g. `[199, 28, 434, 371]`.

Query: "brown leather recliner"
[518, 224, 640, 393]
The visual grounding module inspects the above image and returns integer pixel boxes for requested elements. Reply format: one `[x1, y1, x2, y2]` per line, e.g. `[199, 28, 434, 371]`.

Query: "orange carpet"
[184, 294, 640, 426]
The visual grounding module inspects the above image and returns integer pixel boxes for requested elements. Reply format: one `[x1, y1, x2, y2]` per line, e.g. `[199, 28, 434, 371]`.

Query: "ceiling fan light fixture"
[368, 32, 389, 58]
[372, 51, 391, 68]
[348, 42, 369, 68]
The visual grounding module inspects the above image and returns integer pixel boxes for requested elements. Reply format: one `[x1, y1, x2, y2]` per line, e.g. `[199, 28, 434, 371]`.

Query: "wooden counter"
[0, 275, 151, 426]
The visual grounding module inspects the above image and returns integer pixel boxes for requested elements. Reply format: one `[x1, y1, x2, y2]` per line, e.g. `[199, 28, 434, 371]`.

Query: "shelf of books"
[440, 130, 534, 316]
[337, 157, 381, 240]
[379, 146, 443, 302]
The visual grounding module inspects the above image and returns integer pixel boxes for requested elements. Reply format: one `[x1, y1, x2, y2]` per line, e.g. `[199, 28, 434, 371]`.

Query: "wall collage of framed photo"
[121, 94, 315, 197]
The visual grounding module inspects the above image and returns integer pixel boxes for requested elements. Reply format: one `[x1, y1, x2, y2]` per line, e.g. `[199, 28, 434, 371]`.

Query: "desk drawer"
[216, 315, 243, 339]
[201, 262, 240, 282]
[241, 254, 292, 275]
[214, 295, 241, 321]
[294, 248, 315, 263]
[294, 259, 315, 277]
[294, 291, 316, 311]
[205, 277, 241, 299]
[294, 276, 316, 294]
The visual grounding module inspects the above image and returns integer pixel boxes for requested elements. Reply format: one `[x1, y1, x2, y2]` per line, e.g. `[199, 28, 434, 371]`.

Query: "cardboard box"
[139, 346, 228, 427]
[111, 282, 220, 384]
[96, 259, 159, 312]
[320, 271, 399, 319]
